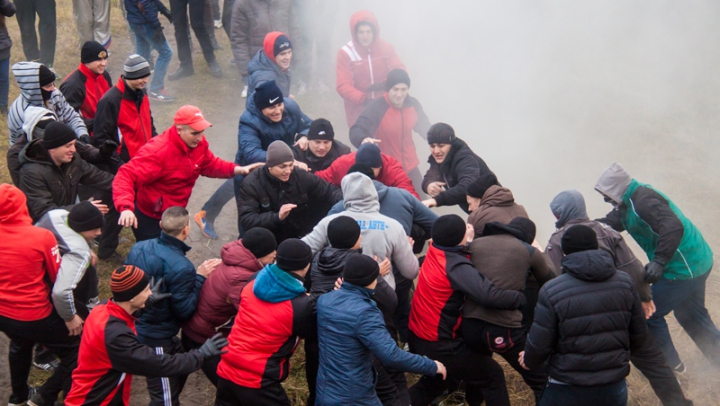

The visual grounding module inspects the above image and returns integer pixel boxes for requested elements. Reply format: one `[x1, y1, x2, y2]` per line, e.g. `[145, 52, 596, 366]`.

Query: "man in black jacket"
[292, 118, 351, 173]
[421, 122, 494, 213]
[237, 140, 342, 243]
[521, 225, 648, 405]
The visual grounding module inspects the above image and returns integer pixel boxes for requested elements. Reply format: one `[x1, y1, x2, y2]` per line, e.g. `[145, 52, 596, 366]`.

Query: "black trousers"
[461, 319, 547, 405]
[521, 286, 540, 330]
[145, 336, 188, 406]
[630, 334, 692, 406]
[393, 274, 413, 344]
[133, 206, 162, 242]
[170, 0, 216, 68]
[78, 185, 123, 259]
[220, 0, 234, 41]
[14, 0, 56, 65]
[215, 377, 291, 406]
[408, 332, 510, 406]
[0, 312, 79, 403]
[181, 333, 220, 387]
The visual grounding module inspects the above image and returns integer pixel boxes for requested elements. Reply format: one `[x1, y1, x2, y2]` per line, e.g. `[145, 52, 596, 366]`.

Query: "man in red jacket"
[315, 142, 419, 199]
[0, 184, 78, 406]
[113, 104, 263, 241]
[336, 10, 406, 127]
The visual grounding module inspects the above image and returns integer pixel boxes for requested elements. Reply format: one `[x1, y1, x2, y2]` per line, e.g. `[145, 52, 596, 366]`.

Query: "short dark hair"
[161, 206, 189, 236]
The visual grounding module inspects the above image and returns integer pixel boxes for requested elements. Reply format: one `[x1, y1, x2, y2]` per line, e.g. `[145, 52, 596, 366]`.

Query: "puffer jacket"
[0, 0, 17, 61]
[17, 139, 114, 222]
[247, 48, 291, 98]
[422, 138, 493, 213]
[336, 10, 406, 127]
[236, 95, 311, 165]
[182, 240, 264, 343]
[468, 185, 529, 239]
[126, 232, 205, 345]
[8, 62, 89, 144]
[316, 283, 436, 406]
[230, 0, 301, 77]
[524, 250, 648, 386]
[292, 139, 351, 173]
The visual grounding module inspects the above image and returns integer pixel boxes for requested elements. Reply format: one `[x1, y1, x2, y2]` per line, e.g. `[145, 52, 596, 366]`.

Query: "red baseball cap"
[174, 105, 212, 131]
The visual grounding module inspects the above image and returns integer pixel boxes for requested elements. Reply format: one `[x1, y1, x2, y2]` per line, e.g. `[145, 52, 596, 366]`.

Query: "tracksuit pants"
[629, 334, 692, 406]
[215, 377, 291, 406]
[181, 333, 220, 387]
[145, 336, 188, 406]
[14, 0, 56, 65]
[71, 0, 111, 47]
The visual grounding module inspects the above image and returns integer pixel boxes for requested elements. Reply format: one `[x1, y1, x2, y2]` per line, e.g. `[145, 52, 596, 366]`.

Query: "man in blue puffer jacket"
[125, 206, 221, 406]
[316, 254, 446, 406]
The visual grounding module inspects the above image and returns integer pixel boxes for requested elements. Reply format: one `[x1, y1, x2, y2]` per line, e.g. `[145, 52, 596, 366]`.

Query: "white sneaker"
[241, 85, 248, 98]
[214, 19, 222, 28]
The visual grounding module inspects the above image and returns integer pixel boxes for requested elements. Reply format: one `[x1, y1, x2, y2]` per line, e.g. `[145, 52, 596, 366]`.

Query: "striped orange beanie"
[111, 265, 150, 302]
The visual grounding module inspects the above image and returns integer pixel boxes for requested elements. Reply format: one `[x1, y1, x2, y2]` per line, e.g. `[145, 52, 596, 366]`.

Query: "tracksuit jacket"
[59, 64, 113, 134]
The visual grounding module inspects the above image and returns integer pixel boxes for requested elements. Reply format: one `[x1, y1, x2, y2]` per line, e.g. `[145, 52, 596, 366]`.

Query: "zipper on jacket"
[368, 52, 375, 99]
[400, 108, 406, 170]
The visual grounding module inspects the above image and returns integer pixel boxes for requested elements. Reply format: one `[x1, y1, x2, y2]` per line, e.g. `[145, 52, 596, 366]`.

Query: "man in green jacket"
[595, 162, 719, 373]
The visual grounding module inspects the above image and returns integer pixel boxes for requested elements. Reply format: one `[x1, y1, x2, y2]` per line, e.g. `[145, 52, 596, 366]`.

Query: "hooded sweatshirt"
[468, 185, 529, 239]
[246, 31, 292, 99]
[8, 62, 89, 145]
[302, 173, 419, 289]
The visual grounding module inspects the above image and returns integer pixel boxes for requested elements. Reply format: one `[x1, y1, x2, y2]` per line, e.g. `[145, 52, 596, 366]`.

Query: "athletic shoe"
[211, 37, 222, 50]
[27, 392, 51, 406]
[209, 61, 223, 78]
[32, 359, 59, 373]
[8, 387, 36, 406]
[149, 89, 176, 102]
[194, 210, 218, 239]
[168, 67, 194, 81]
[241, 85, 248, 98]
[47, 66, 61, 81]
[86, 297, 100, 311]
[214, 19, 222, 28]
[673, 361, 687, 374]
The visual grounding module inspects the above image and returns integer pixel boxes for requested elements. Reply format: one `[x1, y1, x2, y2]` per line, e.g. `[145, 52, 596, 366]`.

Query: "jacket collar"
[78, 63, 100, 80]
[431, 242, 466, 253]
[107, 299, 136, 323]
[117, 75, 146, 101]
[341, 281, 375, 297]
[158, 231, 191, 254]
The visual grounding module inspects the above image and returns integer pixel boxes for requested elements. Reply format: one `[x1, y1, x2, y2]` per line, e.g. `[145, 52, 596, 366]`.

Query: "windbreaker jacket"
[468, 185, 529, 239]
[0, 184, 61, 321]
[236, 95, 311, 165]
[302, 173, 419, 289]
[422, 138, 493, 213]
[93, 76, 156, 162]
[64, 300, 204, 406]
[409, 243, 525, 348]
[349, 94, 431, 173]
[237, 166, 342, 243]
[247, 48, 291, 99]
[125, 232, 205, 344]
[524, 250, 648, 386]
[183, 240, 264, 343]
[316, 283, 436, 406]
[60, 64, 113, 133]
[292, 140, 351, 173]
[113, 125, 236, 219]
[336, 10, 406, 127]
[217, 264, 315, 388]
[315, 151, 419, 198]
[0, 0, 17, 60]
[8, 62, 89, 144]
[18, 139, 114, 222]
[124, 0, 166, 28]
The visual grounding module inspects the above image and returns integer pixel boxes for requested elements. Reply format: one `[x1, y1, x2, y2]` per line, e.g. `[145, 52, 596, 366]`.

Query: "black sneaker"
[209, 62, 223, 78]
[673, 361, 687, 374]
[8, 387, 36, 406]
[27, 392, 51, 406]
[168, 67, 194, 81]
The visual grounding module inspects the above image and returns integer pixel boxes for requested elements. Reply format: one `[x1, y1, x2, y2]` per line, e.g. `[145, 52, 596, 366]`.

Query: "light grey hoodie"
[550, 189, 588, 229]
[21, 106, 57, 142]
[302, 172, 419, 289]
[595, 162, 632, 204]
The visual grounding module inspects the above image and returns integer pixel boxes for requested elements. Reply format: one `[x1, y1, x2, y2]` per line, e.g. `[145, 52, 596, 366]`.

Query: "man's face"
[258, 250, 277, 266]
[41, 83, 56, 92]
[275, 49, 292, 70]
[177, 125, 204, 149]
[86, 59, 108, 75]
[268, 161, 294, 182]
[429, 143, 452, 164]
[601, 193, 621, 209]
[388, 83, 408, 108]
[309, 139, 332, 158]
[356, 24, 374, 47]
[262, 103, 284, 123]
[466, 195, 481, 213]
[49, 140, 76, 166]
[372, 167, 381, 177]
[80, 228, 102, 241]
[126, 76, 149, 91]
[132, 285, 152, 309]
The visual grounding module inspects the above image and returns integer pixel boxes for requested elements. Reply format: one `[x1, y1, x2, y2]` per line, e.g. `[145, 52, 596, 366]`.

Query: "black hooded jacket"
[524, 250, 647, 386]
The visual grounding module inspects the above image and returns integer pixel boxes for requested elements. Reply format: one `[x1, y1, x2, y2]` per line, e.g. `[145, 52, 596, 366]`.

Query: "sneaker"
[47, 66, 61, 81]
[8, 387, 36, 406]
[241, 85, 248, 98]
[168, 67, 194, 81]
[214, 19, 222, 28]
[32, 359, 59, 373]
[209, 62, 223, 78]
[86, 297, 100, 311]
[27, 392, 51, 406]
[673, 361, 687, 374]
[211, 37, 222, 50]
[194, 210, 218, 239]
[149, 89, 176, 102]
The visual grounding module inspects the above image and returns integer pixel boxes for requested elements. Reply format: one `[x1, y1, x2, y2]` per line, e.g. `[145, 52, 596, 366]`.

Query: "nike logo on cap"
[269, 97, 280, 103]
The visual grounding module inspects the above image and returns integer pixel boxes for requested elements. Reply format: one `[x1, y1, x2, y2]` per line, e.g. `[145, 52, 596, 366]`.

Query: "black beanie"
[81, 41, 108, 64]
[328, 216, 361, 249]
[467, 173, 500, 199]
[276, 238, 313, 272]
[508, 217, 536, 244]
[348, 163, 376, 180]
[343, 254, 379, 287]
[68, 200, 104, 233]
[38, 65, 56, 87]
[254, 80, 284, 110]
[355, 143, 382, 168]
[42, 121, 77, 150]
[561, 225, 599, 255]
[385, 68, 410, 92]
[274, 34, 292, 57]
[242, 227, 277, 259]
[427, 123, 456, 145]
[432, 214, 467, 247]
[308, 118, 334, 141]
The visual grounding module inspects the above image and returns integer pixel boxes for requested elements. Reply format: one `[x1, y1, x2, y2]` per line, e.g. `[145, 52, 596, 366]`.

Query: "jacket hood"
[350, 10, 380, 45]
[261, 31, 288, 64]
[373, 180, 388, 201]
[482, 222, 533, 244]
[595, 163, 632, 204]
[481, 185, 515, 207]
[253, 263, 306, 303]
[561, 249, 616, 282]
[12, 61, 44, 105]
[19, 138, 53, 166]
[21, 106, 57, 142]
[315, 247, 361, 277]
[249, 48, 283, 76]
[0, 184, 33, 225]
[550, 189, 589, 229]
[342, 172, 380, 213]
[221, 240, 262, 270]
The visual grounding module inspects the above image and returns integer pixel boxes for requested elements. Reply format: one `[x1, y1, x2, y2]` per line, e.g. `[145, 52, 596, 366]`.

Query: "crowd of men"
[1, 4, 719, 406]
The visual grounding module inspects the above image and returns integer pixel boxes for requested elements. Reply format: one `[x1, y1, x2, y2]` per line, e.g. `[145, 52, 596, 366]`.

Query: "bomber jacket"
[468, 185, 529, 239]
[292, 139, 351, 173]
[60, 64, 113, 133]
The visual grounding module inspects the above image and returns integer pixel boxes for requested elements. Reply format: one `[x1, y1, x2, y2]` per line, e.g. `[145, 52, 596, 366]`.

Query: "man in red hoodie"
[113, 104, 263, 241]
[0, 184, 77, 406]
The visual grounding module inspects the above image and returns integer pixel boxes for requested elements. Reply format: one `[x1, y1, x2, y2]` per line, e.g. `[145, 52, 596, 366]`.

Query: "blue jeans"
[129, 23, 173, 93]
[0, 57, 10, 107]
[647, 267, 720, 367]
[539, 379, 627, 406]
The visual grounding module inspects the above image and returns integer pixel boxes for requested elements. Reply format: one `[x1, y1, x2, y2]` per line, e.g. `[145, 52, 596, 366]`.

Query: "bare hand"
[90, 251, 98, 267]
[422, 198, 437, 208]
[118, 210, 138, 228]
[294, 160, 309, 171]
[434, 361, 447, 379]
[426, 182, 446, 197]
[374, 255, 391, 277]
[518, 351, 530, 370]
[361, 137, 381, 145]
[407, 236, 415, 247]
[293, 136, 309, 151]
[235, 162, 264, 176]
[642, 300, 656, 319]
[88, 198, 109, 215]
[334, 277, 343, 290]
[465, 223, 475, 244]
[197, 258, 222, 277]
[65, 315, 84, 336]
[278, 204, 297, 221]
